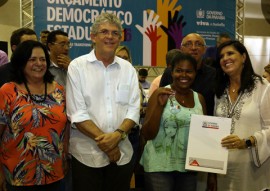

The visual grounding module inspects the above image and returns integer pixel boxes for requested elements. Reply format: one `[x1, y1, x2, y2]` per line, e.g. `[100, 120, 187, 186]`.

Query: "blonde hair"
[115, 45, 132, 63]
[264, 64, 270, 74]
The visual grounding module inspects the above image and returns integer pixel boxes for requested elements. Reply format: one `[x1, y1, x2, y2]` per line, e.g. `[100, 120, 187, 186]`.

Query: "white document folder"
[185, 114, 231, 174]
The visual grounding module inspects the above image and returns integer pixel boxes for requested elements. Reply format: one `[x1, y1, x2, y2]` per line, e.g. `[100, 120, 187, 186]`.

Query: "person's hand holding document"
[185, 114, 231, 174]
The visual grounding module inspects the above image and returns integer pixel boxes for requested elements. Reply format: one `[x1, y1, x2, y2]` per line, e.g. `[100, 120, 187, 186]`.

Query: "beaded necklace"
[24, 81, 47, 103]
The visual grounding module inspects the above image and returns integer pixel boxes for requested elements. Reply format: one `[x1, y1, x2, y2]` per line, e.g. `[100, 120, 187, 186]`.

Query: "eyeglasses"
[96, 29, 121, 38]
[181, 41, 205, 48]
[52, 42, 72, 48]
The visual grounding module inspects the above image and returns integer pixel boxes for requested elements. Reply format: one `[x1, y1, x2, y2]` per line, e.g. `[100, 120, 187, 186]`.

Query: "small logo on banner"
[196, 9, 205, 18]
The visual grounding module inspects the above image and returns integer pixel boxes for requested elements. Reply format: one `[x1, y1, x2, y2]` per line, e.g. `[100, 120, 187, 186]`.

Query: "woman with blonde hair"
[263, 64, 270, 82]
[116, 45, 132, 63]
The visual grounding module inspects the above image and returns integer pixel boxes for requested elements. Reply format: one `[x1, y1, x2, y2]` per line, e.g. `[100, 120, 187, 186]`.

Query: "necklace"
[229, 83, 239, 93]
[175, 90, 190, 105]
[229, 86, 237, 93]
[24, 81, 47, 103]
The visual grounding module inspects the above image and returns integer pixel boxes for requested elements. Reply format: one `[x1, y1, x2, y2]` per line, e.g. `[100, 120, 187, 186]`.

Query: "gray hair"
[91, 12, 122, 37]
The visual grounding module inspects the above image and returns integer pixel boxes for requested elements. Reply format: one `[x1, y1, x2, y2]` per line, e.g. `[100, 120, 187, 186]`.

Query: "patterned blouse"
[0, 82, 68, 186]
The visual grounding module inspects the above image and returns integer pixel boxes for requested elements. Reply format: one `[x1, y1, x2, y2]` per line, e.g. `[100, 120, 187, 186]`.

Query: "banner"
[34, 0, 235, 66]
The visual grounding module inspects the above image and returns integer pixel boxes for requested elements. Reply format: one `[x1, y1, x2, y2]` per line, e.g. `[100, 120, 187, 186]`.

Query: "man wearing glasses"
[160, 33, 215, 116]
[66, 13, 140, 191]
[47, 30, 72, 86]
[47, 30, 72, 191]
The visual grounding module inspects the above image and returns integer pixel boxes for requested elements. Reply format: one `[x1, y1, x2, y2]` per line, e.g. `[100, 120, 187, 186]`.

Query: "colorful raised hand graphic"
[161, 11, 186, 50]
[157, 0, 182, 66]
[136, 10, 162, 66]
[145, 25, 161, 66]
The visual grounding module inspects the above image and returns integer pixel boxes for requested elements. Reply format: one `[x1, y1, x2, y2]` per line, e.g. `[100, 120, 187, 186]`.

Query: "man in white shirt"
[66, 13, 140, 191]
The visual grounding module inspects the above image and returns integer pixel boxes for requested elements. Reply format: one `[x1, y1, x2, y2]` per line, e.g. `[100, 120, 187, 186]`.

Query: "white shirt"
[215, 78, 270, 190]
[66, 50, 140, 167]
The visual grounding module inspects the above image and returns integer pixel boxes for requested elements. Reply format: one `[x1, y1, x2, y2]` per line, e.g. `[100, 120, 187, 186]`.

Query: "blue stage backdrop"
[34, 0, 235, 66]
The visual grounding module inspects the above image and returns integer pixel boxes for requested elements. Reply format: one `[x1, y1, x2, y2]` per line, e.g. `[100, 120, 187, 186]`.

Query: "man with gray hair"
[66, 13, 140, 191]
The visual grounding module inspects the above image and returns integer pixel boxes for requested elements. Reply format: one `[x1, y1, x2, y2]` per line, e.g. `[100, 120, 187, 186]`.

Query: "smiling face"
[180, 33, 206, 65]
[24, 47, 47, 82]
[219, 45, 246, 78]
[172, 60, 196, 90]
[91, 23, 121, 63]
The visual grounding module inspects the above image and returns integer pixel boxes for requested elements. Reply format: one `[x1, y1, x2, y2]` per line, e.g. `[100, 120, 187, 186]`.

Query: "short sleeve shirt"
[0, 82, 68, 186]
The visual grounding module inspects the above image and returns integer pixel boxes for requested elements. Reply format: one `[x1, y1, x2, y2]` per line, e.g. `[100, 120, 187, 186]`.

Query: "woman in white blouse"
[212, 40, 270, 190]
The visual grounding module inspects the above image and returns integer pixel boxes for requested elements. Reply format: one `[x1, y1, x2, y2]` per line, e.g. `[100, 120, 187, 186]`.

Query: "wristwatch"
[245, 138, 252, 149]
[115, 129, 127, 140]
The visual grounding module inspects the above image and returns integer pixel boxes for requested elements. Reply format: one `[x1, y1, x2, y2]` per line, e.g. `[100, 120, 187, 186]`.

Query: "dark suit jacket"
[0, 62, 12, 87]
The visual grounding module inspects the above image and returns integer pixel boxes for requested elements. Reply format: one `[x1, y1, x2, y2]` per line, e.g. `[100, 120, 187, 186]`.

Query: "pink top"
[0, 50, 8, 66]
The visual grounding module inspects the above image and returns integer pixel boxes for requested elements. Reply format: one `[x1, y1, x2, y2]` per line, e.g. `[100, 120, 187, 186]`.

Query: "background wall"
[0, 0, 20, 57]
[0, 0, 269, 76]
[244, 0, 270, 75]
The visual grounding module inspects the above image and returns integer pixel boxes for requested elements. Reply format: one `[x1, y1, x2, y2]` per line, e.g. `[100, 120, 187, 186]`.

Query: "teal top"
[140, 90, 203, 172]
